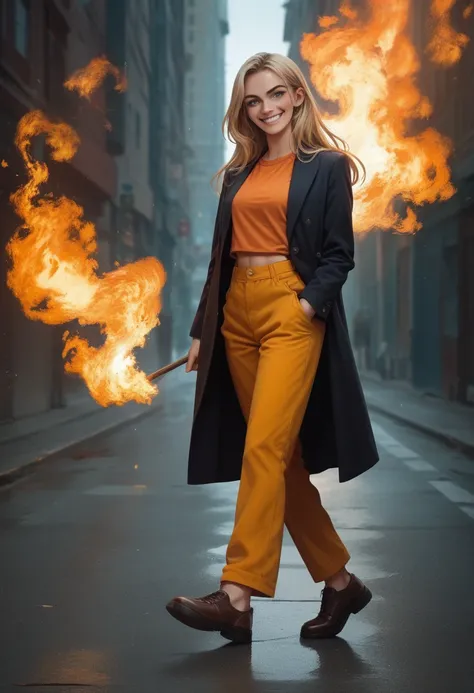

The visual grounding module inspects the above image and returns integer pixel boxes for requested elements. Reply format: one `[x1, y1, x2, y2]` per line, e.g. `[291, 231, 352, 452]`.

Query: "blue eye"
[246, 90, 286, 108]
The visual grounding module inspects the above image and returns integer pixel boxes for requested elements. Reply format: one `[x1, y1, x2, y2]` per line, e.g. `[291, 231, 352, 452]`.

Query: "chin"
[269, 123, 288, 135]
[263, 124, 288, 136]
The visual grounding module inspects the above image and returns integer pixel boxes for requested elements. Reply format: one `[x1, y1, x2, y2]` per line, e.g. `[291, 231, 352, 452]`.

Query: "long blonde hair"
[214, 52, 364, 188]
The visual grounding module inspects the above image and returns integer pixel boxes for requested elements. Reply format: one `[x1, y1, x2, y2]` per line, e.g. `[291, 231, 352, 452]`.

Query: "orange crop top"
[231, 151, 295, 256]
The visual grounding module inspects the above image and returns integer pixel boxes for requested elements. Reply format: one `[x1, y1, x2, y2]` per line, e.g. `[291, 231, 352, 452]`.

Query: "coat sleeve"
[189, 178, 227, 339]
[299, 153, 355, 321]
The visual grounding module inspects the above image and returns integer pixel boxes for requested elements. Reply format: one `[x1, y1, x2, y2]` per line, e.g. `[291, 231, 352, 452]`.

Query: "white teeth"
[262, 113, 282, 124]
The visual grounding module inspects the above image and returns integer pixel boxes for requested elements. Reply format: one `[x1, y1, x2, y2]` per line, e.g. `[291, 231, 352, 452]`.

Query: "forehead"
[244, 69, 284, 95]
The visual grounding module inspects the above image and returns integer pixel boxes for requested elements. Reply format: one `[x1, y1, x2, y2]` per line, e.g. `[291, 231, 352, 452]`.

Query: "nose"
[261, 101, 274, 115]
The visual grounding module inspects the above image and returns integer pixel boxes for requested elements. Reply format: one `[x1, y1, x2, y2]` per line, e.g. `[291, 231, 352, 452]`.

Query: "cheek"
[247, 109, 262, 127]
[280, 96, 294, 113]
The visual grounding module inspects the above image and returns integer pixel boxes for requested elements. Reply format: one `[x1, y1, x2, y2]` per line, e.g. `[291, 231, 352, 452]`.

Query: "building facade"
[410, 0, 474, 403]
[106, 0, 195, 363]
[184, 0, 228, 248]
[0, 0, 118, 421]
[149, 0, 193, 360]
[106, 0, 154, 265]
[284, 0, 474, 405]
[0, 0, 202, 424]
[104, 0, 159, 371]
[183, 0, 229, 324]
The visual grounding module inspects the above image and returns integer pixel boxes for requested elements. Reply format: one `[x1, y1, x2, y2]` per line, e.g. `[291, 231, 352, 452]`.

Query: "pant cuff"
[221, 567, 276, 598]
[312, 549, 351, 584]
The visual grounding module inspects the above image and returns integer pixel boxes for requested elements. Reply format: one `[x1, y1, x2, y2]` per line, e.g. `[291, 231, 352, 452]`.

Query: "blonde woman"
[166, 53, 379, 644]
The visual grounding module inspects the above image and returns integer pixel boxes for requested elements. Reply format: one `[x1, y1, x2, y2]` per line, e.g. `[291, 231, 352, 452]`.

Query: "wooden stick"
[147, 355, 188, 382]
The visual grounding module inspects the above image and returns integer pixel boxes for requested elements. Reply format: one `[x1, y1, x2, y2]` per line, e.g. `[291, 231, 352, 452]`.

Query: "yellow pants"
[220, 260, 350, 598]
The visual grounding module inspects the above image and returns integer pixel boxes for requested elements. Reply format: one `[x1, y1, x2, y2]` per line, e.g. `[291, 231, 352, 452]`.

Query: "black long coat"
[187, 149, 379, 485]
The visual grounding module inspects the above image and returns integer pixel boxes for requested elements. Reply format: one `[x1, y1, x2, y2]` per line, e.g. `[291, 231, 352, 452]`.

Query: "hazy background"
[225, 0, 289, 160]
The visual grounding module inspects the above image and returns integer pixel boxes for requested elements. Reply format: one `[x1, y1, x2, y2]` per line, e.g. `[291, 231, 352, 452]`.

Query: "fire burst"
[64, 55, 127, 99]
[427, 0, 471, 65]
[6, 60, 165, 407]
[301, 0, 470, 233]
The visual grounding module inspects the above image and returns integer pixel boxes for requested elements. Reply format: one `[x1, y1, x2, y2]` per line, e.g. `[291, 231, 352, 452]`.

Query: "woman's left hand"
[299, 298, 316, 320]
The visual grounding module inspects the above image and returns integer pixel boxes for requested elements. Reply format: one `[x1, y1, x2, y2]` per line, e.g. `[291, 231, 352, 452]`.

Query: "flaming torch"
[6, 58, 171, 408]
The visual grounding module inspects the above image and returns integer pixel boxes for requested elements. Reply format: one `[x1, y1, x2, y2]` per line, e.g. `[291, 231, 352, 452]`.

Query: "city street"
[1, 369, 473, 693]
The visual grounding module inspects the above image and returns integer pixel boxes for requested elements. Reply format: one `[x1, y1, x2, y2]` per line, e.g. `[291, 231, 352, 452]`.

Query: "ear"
[293, 87, 305, 107]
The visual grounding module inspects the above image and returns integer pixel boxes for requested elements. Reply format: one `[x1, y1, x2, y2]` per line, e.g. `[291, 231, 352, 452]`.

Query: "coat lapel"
[286, 152, 323, 243]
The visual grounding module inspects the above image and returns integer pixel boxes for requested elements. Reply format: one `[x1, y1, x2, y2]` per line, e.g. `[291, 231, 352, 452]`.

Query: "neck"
[264, 126, 294, 160]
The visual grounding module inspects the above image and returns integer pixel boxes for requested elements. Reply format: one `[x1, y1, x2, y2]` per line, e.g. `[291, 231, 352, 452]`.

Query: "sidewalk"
[0, 370, 177, 487]
[3, 363, 472, 488]
[362, 372, 474, 456]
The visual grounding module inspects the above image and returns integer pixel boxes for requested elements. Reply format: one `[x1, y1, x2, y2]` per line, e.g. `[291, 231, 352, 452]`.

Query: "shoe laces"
[319, 587, 334, 617]
[200, 590, 226, 605]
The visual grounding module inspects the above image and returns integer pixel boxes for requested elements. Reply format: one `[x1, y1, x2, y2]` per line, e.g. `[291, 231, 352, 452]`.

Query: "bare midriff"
[235, 252, 288, 268]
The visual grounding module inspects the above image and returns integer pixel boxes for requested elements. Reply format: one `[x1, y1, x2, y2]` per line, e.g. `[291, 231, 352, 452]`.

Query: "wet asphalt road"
[1, 369, 474, 693]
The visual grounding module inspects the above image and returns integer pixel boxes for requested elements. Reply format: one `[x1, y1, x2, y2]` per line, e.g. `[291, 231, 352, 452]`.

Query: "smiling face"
[243, 69, 304, 137]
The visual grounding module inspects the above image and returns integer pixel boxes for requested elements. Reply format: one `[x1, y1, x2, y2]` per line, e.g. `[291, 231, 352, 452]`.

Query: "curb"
[0, 402, 161, 489]
[366, 399, 474, 459]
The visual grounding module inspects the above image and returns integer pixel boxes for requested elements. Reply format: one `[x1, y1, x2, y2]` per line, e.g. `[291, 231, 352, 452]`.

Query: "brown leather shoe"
[166, 590, 253, 644]
[300, 574, 372, 639]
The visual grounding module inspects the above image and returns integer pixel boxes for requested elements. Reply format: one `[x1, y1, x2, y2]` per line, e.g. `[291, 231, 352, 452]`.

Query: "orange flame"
[319, 16, 339, 29]
[7, 63, 165, 407]
[1, 159, 8, 168]
[64, 55, 127, 99]
[427, 0, 470, 66]
[302, 0, 467, 234]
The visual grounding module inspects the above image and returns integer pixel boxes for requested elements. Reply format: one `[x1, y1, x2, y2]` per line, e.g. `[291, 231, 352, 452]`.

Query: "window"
[188, 0, 195, 6]
[135, 111, 141, 148]
[14, 0, 29, 57]
[188, 29, 194, 43]
[188, 13, 195, 25]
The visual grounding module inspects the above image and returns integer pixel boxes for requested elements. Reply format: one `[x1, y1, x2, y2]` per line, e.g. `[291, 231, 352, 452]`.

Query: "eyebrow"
[244, 85, 287, 100]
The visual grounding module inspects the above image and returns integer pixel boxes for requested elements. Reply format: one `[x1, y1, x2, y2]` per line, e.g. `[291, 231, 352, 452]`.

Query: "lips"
[260, 113, 283, 124]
